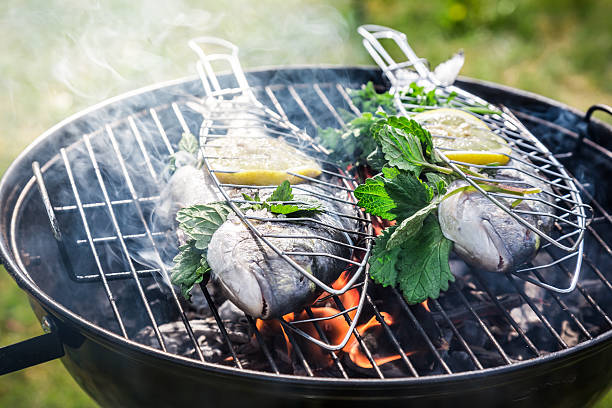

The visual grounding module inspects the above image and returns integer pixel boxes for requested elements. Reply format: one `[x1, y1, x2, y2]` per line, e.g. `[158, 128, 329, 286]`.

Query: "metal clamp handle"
[188, 37, 254, 100]
[357, 24, 433, 88]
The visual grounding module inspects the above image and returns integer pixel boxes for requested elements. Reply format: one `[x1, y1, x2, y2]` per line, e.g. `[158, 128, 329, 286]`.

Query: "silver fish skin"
[438, 160, 553, 273]
[206, 188, 355, 319]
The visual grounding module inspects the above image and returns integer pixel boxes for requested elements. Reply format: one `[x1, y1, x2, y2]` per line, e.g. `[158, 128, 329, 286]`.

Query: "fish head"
[207, 214, 320, 319]
[438, 182, 540, 273]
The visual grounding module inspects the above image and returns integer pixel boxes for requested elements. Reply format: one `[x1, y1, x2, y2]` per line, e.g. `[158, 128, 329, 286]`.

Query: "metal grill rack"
[358, 25, 592, 293]
[17, 63, 611, 379]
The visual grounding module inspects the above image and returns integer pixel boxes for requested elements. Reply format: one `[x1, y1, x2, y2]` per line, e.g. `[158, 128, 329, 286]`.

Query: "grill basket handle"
[357, 24, 432, 88]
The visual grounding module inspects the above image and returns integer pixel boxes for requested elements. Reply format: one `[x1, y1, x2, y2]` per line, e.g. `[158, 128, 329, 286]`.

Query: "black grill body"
[1, 67, 611, 407]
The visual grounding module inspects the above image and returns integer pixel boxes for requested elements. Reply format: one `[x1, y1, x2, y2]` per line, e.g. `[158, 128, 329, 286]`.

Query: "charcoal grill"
[0, 63, 611, 407]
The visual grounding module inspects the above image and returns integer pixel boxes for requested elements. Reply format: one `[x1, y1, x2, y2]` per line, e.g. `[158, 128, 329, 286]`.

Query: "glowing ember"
[255, 261, 403, 370]
[345, 313, 403, 369]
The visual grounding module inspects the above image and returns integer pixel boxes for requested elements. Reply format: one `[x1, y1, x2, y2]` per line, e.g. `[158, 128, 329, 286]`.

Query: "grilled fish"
[206, 186, 355, 319]
[438, 160, 553, 273]
[160, 131, 356, 318]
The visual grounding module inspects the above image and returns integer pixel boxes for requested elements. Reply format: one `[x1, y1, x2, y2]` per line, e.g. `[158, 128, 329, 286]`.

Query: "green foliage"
[171, 202, 232, 299]
[348, 81, 397, 114]
[354, 175, 397, 220]
[243, 181, 323, 216]
[318, 112, 384, 167]
[268, 180, 293, 202]
[170, 241, 210, 300]
[386, 172, 434, 219]
[176, 203, 232, 251]
[377, 121, 430, 175]
[369, 215, 454, 304]
[1, 1, 611, 405]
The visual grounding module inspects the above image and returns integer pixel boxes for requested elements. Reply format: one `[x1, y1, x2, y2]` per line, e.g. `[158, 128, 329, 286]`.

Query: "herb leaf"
[171, 202, 232, 300]
[270, 197, 323, 215]
[349, 81, 396, 114]
[178, 131, 199, 154]
[377, 123, 428, 176]
[243, 181, 323, 216]
[176, 202, 232, 250]
[268, 180, 293, 202]
[386, 116, 434, 158]
[386, 172, 434, 219]
[396, 215, 454, 304]
[170, 240, 209, 300]
[354, 175, 397, 220]
[386, 200, 439, 249]
[369, 215, 454, 304]
[425, 172, 451, 195]
[318, 112, 382, 167]
[369, 228, 400, 287]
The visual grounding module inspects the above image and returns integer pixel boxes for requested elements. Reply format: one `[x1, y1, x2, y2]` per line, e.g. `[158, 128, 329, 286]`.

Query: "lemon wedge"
[413, 108, 511, 165]
[204, 135, 321, 185]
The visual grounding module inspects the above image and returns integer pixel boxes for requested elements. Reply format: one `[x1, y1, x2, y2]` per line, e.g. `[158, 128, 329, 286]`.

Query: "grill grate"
[22, 65, 612, 378]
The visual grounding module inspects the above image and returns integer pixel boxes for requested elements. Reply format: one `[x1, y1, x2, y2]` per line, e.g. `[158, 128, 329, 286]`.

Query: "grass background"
[0, 0, 610, 406]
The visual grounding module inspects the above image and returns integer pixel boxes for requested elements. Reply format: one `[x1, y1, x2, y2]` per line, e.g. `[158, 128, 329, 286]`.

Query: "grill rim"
[1, 66, 611, 386]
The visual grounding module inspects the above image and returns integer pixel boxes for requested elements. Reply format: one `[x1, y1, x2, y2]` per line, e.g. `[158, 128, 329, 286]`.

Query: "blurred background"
[0, 0, 610, 406]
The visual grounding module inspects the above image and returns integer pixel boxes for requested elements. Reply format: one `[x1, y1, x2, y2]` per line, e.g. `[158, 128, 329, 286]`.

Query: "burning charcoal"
[459, 320, 488, 349]
[560, 320, 580, 346]
[134, 318, 250, 361]
[510, 304, 541, 333]
[447, 351, 473, 373]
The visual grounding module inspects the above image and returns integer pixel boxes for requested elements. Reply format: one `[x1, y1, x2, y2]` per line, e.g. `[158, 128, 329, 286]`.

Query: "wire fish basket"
[183, 37, 374, 350]
[357, 24, 592, 293]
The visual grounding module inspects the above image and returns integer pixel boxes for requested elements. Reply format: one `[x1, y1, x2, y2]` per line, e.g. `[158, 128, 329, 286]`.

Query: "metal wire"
[357, 24, 592, 293]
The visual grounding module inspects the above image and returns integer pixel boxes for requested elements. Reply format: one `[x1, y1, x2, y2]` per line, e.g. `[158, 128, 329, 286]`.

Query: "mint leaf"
[241, 182, 323, 216]
[381, 166, 400, 179]
[366, 147, 387, 172]
[377, 124, 428, 176]
[349, 81, 396, 114]
[318, 112, 383, 167]
[268, 180, 293, 202]
[354, 175, 397, 220]
[402, 81, 501, 115]
[396, 215, 454, 304]
[368, 215, 454, 304]
[171, 202, 232, 300]
[176, 202, 232, 250]
[386, 200, 438, 249]
[178, 131, 199, 154]
[170, 240, 210, 300]
[425, 172, 451, 195]
[269, 196, 323, 215]
[386, 172, 433, 219]
[386, 116, 434, 158]
[369, 227, 400, 287]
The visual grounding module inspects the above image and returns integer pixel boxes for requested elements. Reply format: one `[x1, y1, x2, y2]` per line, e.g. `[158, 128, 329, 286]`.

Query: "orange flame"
[255, 269, 403, 370]
[344, 313, 403, 369]
[422, 299, 430, 313]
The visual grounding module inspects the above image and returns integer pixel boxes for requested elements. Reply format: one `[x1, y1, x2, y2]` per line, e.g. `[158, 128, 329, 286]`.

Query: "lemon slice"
[413, 108, 511, 165]
[204, 135, 321, 185]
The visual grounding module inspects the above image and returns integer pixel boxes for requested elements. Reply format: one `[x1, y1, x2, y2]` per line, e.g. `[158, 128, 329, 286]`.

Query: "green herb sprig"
[242, 180, 323, 216]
